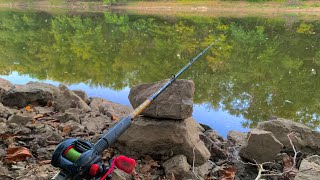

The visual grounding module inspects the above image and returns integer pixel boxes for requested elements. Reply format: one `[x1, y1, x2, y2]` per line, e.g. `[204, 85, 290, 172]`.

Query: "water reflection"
[0, 10, 319, 134]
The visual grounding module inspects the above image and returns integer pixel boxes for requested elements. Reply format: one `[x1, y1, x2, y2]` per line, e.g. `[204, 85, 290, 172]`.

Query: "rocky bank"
[0, 78, 319, 180]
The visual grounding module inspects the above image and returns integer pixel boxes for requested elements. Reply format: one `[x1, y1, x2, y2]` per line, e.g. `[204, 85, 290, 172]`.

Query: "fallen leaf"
[146, 173, 151, 180]
[283, 155, 297, 179]
[171, 173, 176, 180]
[62, 126, 72, 136]
[111, 115, 119, 121]
[132, 171, 142, 180]
[101, 148, 114, 160]
[33, 114, 44, 119]
[25, 105, 33, 112]
[4, 136, 16, 147]
[5, 147, 32, 163]
[39, 160, 51, 165]
[143, 155, 153, 162]
[220, 166, 236, 180]
[140, 164, 151, 174]
[0, 133, 16, 139]
[149, 160, 159, 167]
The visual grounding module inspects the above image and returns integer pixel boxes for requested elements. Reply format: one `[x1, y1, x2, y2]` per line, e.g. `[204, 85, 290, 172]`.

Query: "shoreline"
[1, 1, 320, 18]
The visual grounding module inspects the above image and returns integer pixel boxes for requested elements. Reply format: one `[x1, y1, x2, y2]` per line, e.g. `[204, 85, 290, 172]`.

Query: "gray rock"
[162, 155, 191, 179]
[33, 106, 54, 115]
[0, 103, 12, 119]
[81, 115, 112, 133]
[2, 82, 59, 108]
[257, 118, 320, 155]
[46, 131, 63, 142]
[0, 118, 6, 123]
[89, 97, 132, 118]
[7, 112, 34, 125]
[204, 130, 225, 143]
[111, 169, 132, 180]
[194, 162, 215, 178]
[118, 117, 210, 165]
[54, 85, 90, 112]
[239, 129, 283, 163]
[295, 155, 320, 180]
[56, 108, 81, 123]
[129, 79, 195, 119]
[227, 130, 247, 146]
[58, 120, 86, 134]
[36, 148, 52, 160]
[304, 155, 320, 165]
[72, 90, 90, 104]
[0, 78, 14, 99]
[0, 165, 11, 180]
[0, 147, 6, 159]
[0, 122, 6, 134]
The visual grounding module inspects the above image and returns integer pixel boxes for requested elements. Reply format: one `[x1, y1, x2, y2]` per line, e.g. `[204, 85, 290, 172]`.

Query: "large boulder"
[0, 78, 14, 99]
[1, 82, 59, 108]
[257, 118, 320, 155]
[295, 155, 320, 180]
[118, 117, 210, 165]
[128, 79, 195, 119]
[89, 97, 132, 118]
[239, 129, 283, 163]
[54, 85, 90, 112]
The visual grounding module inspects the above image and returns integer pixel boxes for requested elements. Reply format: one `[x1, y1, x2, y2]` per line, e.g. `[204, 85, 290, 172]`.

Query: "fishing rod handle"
[94, 116, 132, 154]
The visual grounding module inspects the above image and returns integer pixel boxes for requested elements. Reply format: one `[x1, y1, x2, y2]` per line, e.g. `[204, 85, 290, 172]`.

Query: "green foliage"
[0, 11, 320, 129]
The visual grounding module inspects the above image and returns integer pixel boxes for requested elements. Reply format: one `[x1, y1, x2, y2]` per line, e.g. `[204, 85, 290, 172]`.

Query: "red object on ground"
[100, 155, 136, 180]
[89, 164, 100, 176]
[115, 155, 136, 174]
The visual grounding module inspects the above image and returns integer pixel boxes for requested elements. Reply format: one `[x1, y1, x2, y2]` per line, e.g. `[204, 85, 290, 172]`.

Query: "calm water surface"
[1, 10, 320, 137]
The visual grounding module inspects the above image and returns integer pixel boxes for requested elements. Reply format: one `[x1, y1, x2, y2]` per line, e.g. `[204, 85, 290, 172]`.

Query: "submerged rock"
[54, 85, 91, 112]
[118, 117, 210, 165]
[239, 129, 283, 163]
[2, 82, 59, 108]
[129, 79, 194, 120]
[257, 118, 320, 155]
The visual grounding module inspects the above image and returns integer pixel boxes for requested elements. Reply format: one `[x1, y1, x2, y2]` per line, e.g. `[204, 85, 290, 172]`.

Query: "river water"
[1, 10, 319, 137]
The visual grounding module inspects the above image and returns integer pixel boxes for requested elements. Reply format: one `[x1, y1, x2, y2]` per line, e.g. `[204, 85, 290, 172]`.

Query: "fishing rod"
[51, 41, 216, 180]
